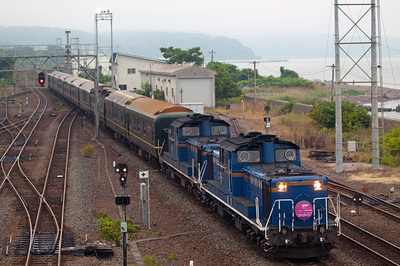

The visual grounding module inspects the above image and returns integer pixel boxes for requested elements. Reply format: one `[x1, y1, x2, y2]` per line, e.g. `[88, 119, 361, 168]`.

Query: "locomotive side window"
[211, 125, 228, 135]
[237, 150, 260, 163]
[275, 149, 297, 162]
[182, 126, 200, 137]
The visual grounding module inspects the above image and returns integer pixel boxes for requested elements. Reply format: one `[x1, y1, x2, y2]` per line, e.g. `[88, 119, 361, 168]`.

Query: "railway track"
[327, 178, 400, 265]
[0, 88, 48, 264]
[338, 217, 400, 265]
[329, 179, 400, 223]
[27, 109, 78, 265]
[0, 88, 78, 265]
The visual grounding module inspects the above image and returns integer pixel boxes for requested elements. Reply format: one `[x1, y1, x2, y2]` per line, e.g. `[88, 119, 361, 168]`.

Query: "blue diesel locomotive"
[161, 128, 340, 258]
[47, 71, 340, 258]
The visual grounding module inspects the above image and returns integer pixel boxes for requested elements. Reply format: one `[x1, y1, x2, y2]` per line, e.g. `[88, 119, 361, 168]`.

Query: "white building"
[112, 53, 167, 91]
[140, 64, 216, 107]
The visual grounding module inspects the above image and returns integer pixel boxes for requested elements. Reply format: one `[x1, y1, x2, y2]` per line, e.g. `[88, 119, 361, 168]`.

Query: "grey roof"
[112, 52, 167, 64]
[140, 64, 216, 76]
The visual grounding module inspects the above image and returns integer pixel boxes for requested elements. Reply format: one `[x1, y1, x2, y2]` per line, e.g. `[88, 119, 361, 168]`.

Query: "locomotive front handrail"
[313, 197, 329, 230]
[265, 199, 295, 238]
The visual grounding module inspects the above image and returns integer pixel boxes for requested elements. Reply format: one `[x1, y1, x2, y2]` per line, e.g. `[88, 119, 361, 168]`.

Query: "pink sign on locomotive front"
[295, 201, 313, 220]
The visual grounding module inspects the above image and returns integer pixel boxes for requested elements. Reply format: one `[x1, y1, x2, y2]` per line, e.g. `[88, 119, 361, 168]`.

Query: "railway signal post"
[114, 162, 130, 266]
[353, 193, 363, 216]
[139, 170, 151, 229]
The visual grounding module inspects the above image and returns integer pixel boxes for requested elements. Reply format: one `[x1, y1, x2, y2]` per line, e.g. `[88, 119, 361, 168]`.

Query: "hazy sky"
[1, 0, 399, 41]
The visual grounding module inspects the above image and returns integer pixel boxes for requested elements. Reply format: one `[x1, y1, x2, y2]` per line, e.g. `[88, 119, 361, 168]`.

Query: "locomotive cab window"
[275, 148, 297, 162]
[181, 126, 200, 137]
[236, 150, 260, 163]
[211, 125, 228, 135]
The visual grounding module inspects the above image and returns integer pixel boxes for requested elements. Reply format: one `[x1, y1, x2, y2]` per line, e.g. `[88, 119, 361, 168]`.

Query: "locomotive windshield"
[237, 150, 260, 163]
[275, 148, 297, 162]
[182, 126, 200, 136]
[211, 125, 228, 135]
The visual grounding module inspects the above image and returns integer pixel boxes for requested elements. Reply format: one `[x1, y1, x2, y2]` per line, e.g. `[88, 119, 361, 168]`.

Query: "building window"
[172, 88, 174, 96]
[166, 87, 168, 96]
[119, 84, 127, 90]
[127, 68, 136, 74]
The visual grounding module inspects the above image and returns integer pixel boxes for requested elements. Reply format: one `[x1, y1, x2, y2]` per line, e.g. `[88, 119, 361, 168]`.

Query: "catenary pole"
[334, 0, 343, 173]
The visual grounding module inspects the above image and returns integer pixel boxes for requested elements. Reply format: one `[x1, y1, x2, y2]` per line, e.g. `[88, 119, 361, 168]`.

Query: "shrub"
[380, 126, 400, 166]
[168, 252, 179, 260]
[81, 145, 95, 157]
[97, 212, 140, 246]
[280, 100, 297, 114]
[309, 100, 369, 132]
[143, 254, 154, 265]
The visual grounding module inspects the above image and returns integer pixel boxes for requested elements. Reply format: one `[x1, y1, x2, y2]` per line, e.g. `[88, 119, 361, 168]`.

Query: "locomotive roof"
[221, 132, 299, 152]
[171, 114, 229, 128]
[248, 163, 320, 179]
[187, 136, 227, 148]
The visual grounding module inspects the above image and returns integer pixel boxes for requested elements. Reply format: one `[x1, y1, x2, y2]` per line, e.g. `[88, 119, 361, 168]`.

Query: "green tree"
[160, 46, 204, 66]
[280, 66, 299, 79]
[0, 57, 17, 84]
[136, 82, 151, 97]
[153, 89, 165, 100]
[309, 100, 369, 132]
[78, 70, 111, 85]
[206, 62, 243, 104]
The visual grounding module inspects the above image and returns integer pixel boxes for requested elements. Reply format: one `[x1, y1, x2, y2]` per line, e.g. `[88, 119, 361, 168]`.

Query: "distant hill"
[0, 26, 258, 61]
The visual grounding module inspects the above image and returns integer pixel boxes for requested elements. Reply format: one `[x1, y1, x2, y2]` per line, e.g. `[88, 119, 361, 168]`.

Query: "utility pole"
[94, 10, 113, 137]
[209, 50, 215, 65]
[252, 61, 257, 104]
[377, 0, 385, 159]
[65, 31, 71, 74]
[327, 64, 335, 102]
[94, 14, 100, 138]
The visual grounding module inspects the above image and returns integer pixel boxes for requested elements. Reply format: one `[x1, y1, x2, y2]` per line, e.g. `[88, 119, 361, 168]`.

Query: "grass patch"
[342, 89, 365, 96]
[52, 104, 63, 111]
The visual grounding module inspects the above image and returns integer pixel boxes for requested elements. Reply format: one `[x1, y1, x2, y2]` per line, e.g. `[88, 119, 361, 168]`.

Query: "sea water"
[228, 57, 400, 120]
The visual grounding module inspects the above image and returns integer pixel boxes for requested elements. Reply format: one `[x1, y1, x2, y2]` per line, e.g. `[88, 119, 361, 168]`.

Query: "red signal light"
[38, 72, 45, 87]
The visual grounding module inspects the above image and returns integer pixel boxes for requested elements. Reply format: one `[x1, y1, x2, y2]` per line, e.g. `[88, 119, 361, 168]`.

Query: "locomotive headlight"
[277, 182, 287, 192]
[314, 181, 322, 191]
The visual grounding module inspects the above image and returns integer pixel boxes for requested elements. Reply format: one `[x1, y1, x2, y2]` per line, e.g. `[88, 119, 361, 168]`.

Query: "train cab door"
[262, 182, 271, 219]
[207, 153, 214, 181]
